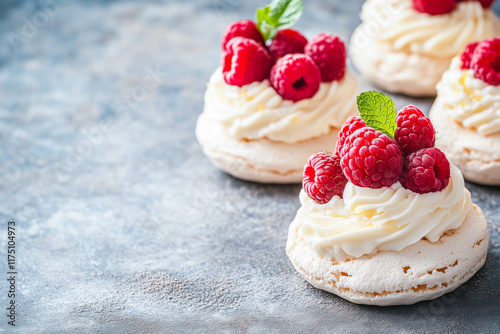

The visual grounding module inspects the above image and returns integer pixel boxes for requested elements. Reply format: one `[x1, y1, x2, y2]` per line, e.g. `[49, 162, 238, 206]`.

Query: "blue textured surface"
[0, 0, 499, 333]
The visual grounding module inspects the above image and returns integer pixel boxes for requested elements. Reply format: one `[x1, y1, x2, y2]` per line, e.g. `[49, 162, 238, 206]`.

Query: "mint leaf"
[256, 0, 302, 41]
[256, 6, 272, 41]
[269, 0, 302, 29]
[357, 91, 396, 138]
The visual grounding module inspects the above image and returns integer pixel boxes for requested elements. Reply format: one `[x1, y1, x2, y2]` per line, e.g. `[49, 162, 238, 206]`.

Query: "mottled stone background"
[0, 0, 499, 333]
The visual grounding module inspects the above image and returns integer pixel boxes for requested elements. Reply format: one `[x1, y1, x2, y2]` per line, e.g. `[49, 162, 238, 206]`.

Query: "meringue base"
[349, 26, 450, 97]
[430, 99, 500, 185]
[286, 204, 488, 306]
[196, 112, 340, 183]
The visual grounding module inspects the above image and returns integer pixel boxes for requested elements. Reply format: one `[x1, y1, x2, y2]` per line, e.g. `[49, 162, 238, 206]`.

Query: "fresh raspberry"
[340, 127, 403, 189]
[456, 0, 495, 9]
[222, 37, 272, 87]
[412, 0, 455, 15]
[471, 37, 500, 86]
[221, 20, 265, 51]
[400, 148, 450, 194]
[460, 42, 479, 70]
[335, 117, 366, 156]
[303, 153, 347, 203]
[304, 33, 346, 82]
[394, 106, 436, 156]
[268, 29, 308, 62]
[270, 54, 321, 102]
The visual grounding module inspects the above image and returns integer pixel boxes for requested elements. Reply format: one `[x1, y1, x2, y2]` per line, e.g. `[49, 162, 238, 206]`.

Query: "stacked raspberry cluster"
[412, 0, 494, 15]
[303, 94, 452, 204]
[221, 20, 347, 102]
[460, 37, 500, 86]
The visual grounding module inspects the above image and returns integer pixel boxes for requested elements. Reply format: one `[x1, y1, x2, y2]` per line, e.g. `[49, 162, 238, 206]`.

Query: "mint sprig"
[357, 91, 397, 138]
[256, 0, 303, 42]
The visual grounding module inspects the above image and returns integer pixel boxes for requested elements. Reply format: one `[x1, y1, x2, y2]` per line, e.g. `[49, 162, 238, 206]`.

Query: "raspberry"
[335, 117, 366, 156]
[303, 153, 347, 204]
[305, 33, 346, 82]
[412, 0, 455, 15]
[400, 148, 450, 194]
[268, 29, 308, 62]
[222, 37, 272, 87]
[471, 37, 500, 86]
[460, 42, 479, 70]
[221, 20, 265, 51]
[456, 0, 495, 8]
[394, 106, 436, 156]
[340, 127, 403, 189]
[270, 54, 321, 102]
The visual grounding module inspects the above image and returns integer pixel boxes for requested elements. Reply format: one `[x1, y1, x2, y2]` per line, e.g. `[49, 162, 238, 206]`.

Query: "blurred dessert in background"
[430, 37, 500, 185]
[350, 0, 500, 96]
[196, 1, 359, 183]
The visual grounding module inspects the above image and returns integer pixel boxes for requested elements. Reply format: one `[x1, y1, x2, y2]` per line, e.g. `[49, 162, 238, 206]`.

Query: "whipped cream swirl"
[297, 164, 471, 258]
[203, 68, 359, 144]
[360, 0, 500, 58]
[437, 57, 500, 136]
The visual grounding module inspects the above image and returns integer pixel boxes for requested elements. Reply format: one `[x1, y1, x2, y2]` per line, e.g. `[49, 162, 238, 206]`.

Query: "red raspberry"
[341, 127, 403, 189]
[221, 20, 265, 51]
[303, 153, 347, 203]
[305, 33, 346, 82]
[268, 29, 308, 62]
[222, 37, 272, 87]
[335, 117, 366, 156]
[412, 0, 455, 15]
[400, 148, 450, 194]
[460, 42, 479, 70]
[456, 0, 495, 8]
[394, 106, 436, 156]
[471, 37, 500, 86]
[270, 54, 321, 102]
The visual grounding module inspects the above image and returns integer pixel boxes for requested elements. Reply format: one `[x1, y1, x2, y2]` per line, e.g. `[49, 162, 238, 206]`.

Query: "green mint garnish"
[256, 0, 303, 42]
[357, 91, 397, 138]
